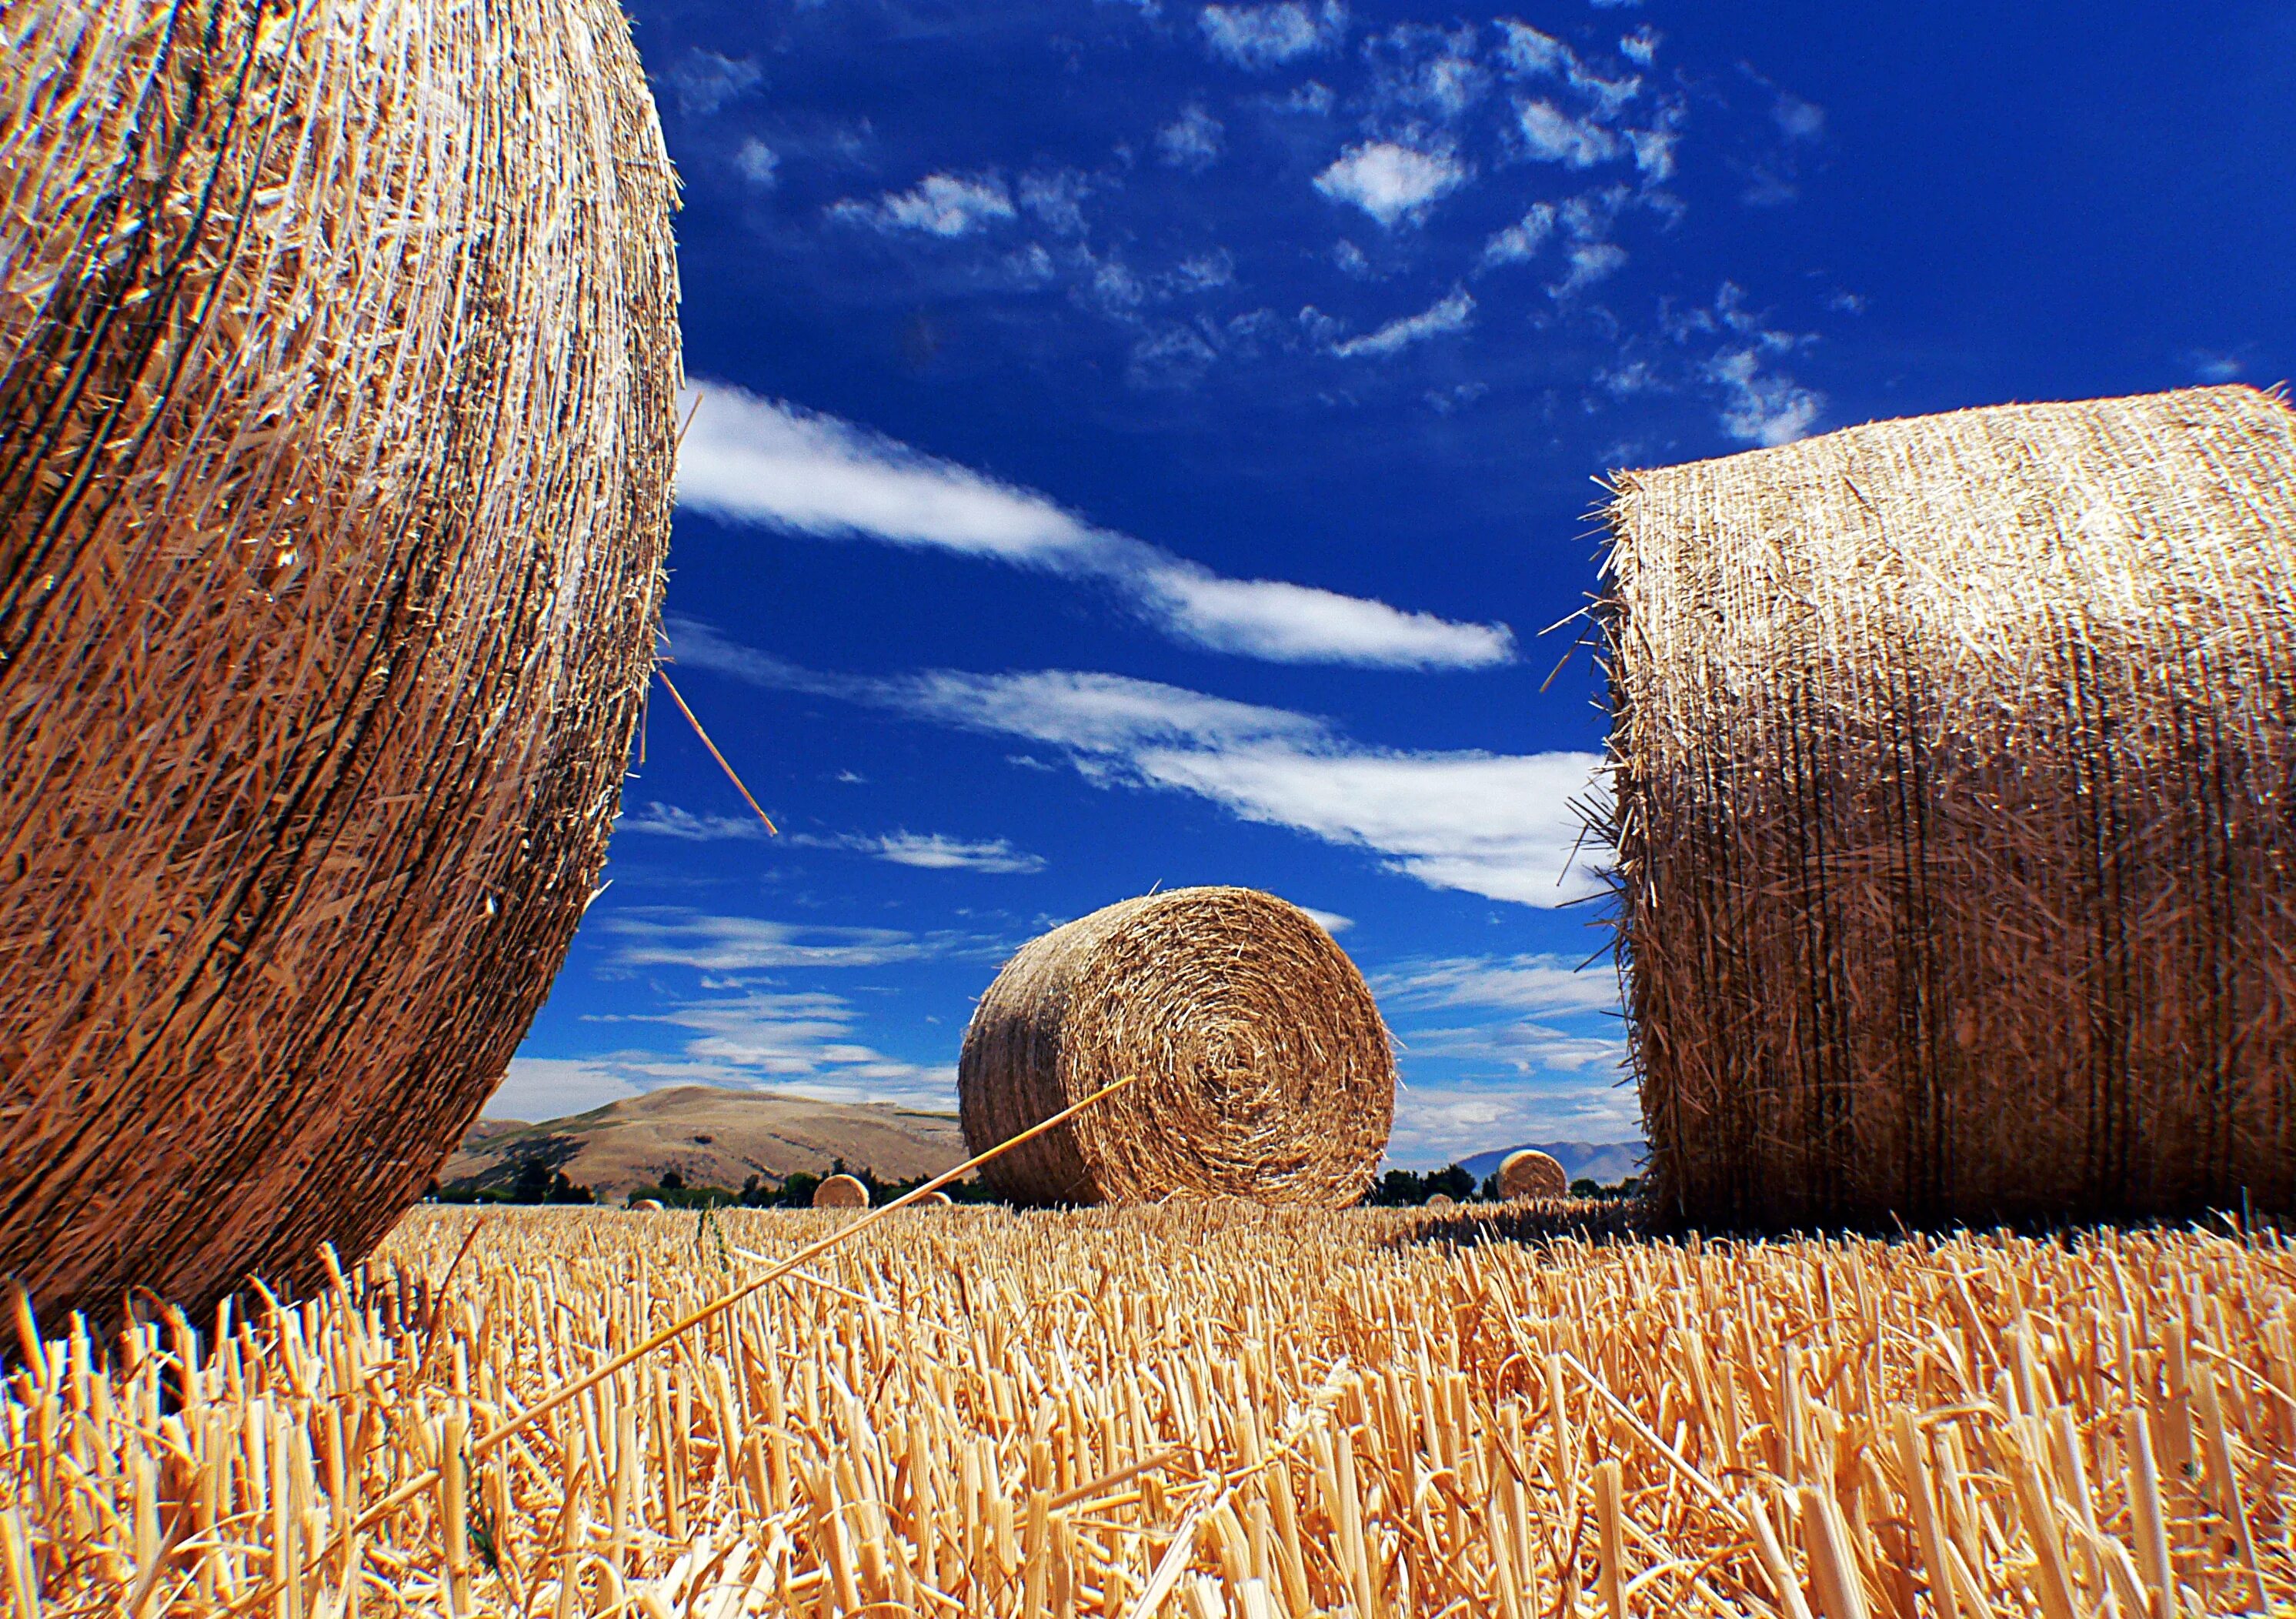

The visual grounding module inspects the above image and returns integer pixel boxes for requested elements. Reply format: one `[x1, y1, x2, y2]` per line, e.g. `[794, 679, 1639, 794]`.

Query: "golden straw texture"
[1497, 1149, 1569, 1201]
[8, 1205, 2292, 1615]
[0, 0, 677, 1317]
[1604, 385, 2296, 1229]
[959, 887, 1394, 1205]
[812, 1173, 869, 1210]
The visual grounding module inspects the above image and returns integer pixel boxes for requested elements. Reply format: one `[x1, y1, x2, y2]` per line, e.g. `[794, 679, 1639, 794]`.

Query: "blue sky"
[499, 0, 2295, 1166]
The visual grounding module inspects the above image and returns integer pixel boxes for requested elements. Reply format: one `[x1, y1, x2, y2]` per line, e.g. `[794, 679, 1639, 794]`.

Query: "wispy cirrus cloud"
[1374, 953, 1621, 1018]
[666, 620, 1607, 907]
[1156, 104, 1226, 170]
[791, 830, 1048, 874]
[676, 380, 1513, 669]
[1313, 141, 1468, 227]
[1330, 287, 1473, 357]
[619, 802, 769, 842]
[829, 172, 1016, 237]
[1200, 2, 1347, 70]
[604, 912, 952, 972]
[487, 986, 963, 1119]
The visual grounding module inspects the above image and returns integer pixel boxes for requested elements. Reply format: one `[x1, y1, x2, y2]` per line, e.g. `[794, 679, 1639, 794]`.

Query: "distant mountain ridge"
[439, 1084, 966, 1201]
[1453, 1141, 1645, 1186]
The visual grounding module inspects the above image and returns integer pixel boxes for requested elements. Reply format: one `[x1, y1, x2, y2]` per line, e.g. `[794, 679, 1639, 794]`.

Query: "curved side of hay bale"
[958, 886, 1394, 1207]
[813, 1174, 870, 1210]
[1497, 1150, 1569, 1201]
[0, 0, 676, 1316]
[1604, 385, 2296, 1228]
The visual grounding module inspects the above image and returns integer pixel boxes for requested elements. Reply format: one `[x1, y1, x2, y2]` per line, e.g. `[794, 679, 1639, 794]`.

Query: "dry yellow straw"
[223, 1072, 1140, 1617]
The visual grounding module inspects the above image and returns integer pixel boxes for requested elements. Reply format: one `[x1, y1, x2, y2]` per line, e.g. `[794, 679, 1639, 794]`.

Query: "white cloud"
[2188, 350, 2245, 382]
[1127, 325, 1220, 389]
[1133, 746, 1604, 904]
[1140, 567, 1510, 663]
[664, 51, 761, 117]
[1200, 2, 1347, 69]
[677, 386, 1107, 564]
[1280, 80, 1336, 115]
[829, 172, 1016, 237]
[888, 664, 1326, 754]
[1494, 21, 1572, 78]
[795, 830, 1048, 874]
[1497, 23, 1639, 114]
[494, 993, 963, 1117]
[1299, 907, 1353, 934]
[1550, 240, 1627, 297]
[1313, 142, 1468, 227]
[619, 802, 770, 841]
[1384, 1081, 1639, 1167]
[1774, 92, 1825, 142]
[672, 628, 1604, 907]
[676, 381, 1513, 669]
[1364, 22, 1487, 124]
[1375, 953, 1620, 1017]
[486, 1059, 644, 1121]
[1625, 127, 1677, 179]
[605, 912, 945, 972]
[1017, 169, 1093, 235]
[1157, 104, 1226, 170]
[1332, 239, 1373, 277]
[1479, 202, 1557, 268]
[1618, 25, 1660, 65]
[1704, 348, 1824, 446]
[1516, 100, 1621, 167]
[1330, 287, 1475, 358]
[734, 140, 779, 187]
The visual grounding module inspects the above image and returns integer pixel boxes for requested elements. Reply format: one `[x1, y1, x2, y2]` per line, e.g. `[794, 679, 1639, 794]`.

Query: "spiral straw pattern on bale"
[1497, 1149, 1569, 1201]
[1603, 386, 2296, 1230]
[0, 0, 677, 1317]
[959, 888, 1394, 1206]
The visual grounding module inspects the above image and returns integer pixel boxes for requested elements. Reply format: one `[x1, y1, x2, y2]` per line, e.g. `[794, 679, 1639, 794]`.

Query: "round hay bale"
[1424, 1193, 1456, 1210]
[1497, 1150, 1569, 1202]
[630, 1200, 666, 1213]
[1604, 385, 2296, 1228]
[0, 0, 676, 1319]
[958, 886, 1394, 1206]
[813, 1174, 870, 1210]
[921, 1190, 956, 1206]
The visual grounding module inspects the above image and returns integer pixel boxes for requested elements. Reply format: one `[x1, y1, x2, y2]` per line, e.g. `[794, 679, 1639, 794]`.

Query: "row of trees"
[439, 1156, 1640, 1209]
[1365, 1165, 1642, 1207]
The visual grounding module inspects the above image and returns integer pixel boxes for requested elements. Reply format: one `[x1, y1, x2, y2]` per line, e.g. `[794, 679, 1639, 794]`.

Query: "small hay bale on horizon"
[813, 1174, 870, 1210]
[1603, 384, 2296, 1229]
[959, 886, 1394, 1207]
[1497, 1149, 1570, 1201]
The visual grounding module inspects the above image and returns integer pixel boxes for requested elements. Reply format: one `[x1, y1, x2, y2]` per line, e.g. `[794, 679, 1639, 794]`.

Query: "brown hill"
[436, 1085, 966, 1201]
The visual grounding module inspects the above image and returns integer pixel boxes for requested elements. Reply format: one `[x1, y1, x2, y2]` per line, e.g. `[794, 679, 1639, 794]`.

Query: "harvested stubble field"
[5, 1205, 2291, 1618]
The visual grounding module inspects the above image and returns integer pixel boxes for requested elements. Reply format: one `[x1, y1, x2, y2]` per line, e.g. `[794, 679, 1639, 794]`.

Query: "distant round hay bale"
[922, 1190, 956, 1206]
[630, 1200, 666, 1213]
[1424, 1193, 1456, 1210]
[813, 1174, 870, 1210]
[0, 0, 676, 1319]
[1604, 385, 2296, 1228]
[958, 887, 1394, 1206]
[1497, 1150, 1569, 1201]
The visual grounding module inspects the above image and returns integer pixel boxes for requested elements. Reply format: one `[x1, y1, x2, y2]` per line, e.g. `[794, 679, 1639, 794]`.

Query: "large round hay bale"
[0, 0, 676, 1318]
[813, 1174, 870, 1210]
[1604, 385, 2296, 1228]
[959, 887, 1394, 1206]
[1497, 1150, 1569, 1201]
